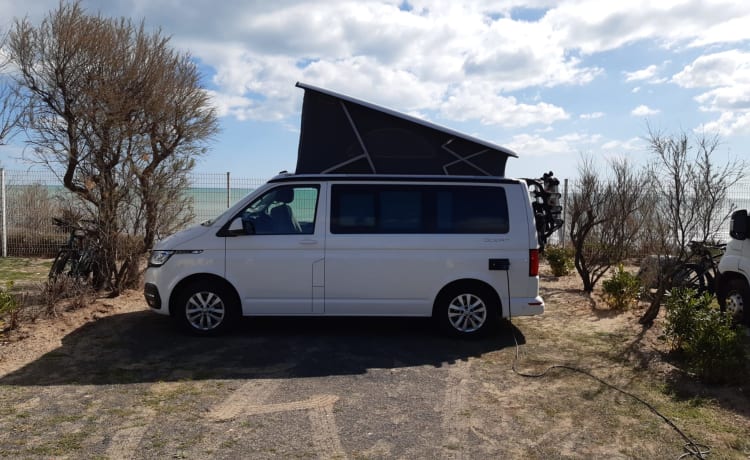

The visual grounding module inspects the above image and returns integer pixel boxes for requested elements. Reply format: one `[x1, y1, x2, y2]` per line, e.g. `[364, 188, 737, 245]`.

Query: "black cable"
[510, 328, 711, 459]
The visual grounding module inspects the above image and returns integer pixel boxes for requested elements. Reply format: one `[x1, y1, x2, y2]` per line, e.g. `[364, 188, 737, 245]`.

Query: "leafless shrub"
[7, 182, 60, 234]
[568, 157, 647, 292]
[42, 276, 96, 316]
[8, 1, 218, 295]
[639, 127, 746, 324]
[0, 28, 23, 145]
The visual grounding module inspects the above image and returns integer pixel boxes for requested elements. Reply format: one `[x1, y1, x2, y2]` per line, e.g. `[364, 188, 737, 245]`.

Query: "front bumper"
[144, 283, 162, 310]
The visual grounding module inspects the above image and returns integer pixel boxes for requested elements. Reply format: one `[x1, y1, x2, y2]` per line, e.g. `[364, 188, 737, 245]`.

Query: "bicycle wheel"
[49, 248, 75, 278]
[71, 249, 94, 279]
[672, 263, 707, 294]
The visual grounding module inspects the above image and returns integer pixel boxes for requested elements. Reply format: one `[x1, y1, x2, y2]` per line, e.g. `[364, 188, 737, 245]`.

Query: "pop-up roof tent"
[294, 82, 518, 177]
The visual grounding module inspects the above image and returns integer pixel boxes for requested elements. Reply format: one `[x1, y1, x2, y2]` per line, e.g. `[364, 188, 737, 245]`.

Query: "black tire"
[172, 280, 238, 336]
[672, 263, 706, 294]
[49, 249, 74, 278]
[72, 250, 96, 282]
[719, 278, 749, 325]
[434, 283, 498, 338]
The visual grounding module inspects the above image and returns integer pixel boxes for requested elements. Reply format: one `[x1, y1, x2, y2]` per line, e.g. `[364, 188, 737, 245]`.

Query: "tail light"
[529, 249, 539, 277]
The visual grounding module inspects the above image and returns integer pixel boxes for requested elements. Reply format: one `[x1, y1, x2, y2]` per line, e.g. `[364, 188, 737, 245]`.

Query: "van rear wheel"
[436, 284, 497, 337]
[173, 281, 237, 335]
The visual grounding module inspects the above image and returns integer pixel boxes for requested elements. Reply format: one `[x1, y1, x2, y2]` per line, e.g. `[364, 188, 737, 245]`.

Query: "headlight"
[148, 249, 203, 267]
[149, 250, 175, 267]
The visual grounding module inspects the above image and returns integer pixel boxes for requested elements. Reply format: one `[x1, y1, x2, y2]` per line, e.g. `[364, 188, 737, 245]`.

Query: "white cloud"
[623, 64, 669, 86]
[206, 90, 257, 121]
[458, 17, 602, 91]
[440, 82, 569, 127]
[624, 65, 659, 82]
[631, 105, 660, 116]
[7, 0, 750, 141]
[144, 1, 603, 124]
[505, 131, 603, 157]
[505, 133, 575, 156]
[174, 0, 749, 128]
[687, 15, 750, 48]
[672, 49, 750, 134]
[695, 85, 750, 112]
[559, 132, 602, 143]
[543, 0, 750, 54]
[601, 137, 642, 152]
[672, 49, 750, 89]
[701, 112, 750, 136]
[579, 112, 604, 119]
[301, 57, 445, 111]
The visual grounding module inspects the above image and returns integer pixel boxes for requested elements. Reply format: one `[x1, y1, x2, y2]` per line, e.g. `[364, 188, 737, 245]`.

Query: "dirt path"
[0, 270, 748, 459]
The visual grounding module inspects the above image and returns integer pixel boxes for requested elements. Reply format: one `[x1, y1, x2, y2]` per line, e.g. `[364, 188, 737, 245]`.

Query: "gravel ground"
[0, 270, 749, 459]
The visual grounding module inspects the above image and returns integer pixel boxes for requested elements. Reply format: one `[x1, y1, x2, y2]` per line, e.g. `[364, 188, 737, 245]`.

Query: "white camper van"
[144, 174, 544, 337]
[717, 209, 750, 325]
[144, 83, 546, 337]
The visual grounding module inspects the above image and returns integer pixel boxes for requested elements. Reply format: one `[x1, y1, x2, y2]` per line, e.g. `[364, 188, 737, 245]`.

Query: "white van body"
[144, 174, 544, 336]
[717, 209, 750, 324]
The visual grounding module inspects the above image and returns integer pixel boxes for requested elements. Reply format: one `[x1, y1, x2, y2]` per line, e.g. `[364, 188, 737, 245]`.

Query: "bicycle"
[672, 240, 726, 295]
[48, 218, 100, 281]
[523, 172, 564, 251]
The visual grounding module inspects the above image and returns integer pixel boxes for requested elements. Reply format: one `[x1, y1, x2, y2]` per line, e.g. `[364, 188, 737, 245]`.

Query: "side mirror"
[217, 216, 252, 237]
[224, 217, 253, 236]
[730, 209, 748, 240]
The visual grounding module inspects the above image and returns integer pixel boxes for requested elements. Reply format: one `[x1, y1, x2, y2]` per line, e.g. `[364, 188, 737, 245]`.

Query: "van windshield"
[201, 203, 245, 227]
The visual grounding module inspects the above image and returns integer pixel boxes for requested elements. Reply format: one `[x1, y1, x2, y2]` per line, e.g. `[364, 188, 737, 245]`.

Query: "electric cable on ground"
[509, 326, 711, 459]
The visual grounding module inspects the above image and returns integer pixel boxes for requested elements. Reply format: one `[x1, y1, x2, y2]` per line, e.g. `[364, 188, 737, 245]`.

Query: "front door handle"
[300, 239, 318, 245]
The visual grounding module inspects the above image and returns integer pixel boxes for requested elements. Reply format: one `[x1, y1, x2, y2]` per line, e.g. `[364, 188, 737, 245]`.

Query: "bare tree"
[0, 29, 23, 145]
[569, 156, 646, 292]
[639, 127, 745, 324]
[8, 2, 218, 293]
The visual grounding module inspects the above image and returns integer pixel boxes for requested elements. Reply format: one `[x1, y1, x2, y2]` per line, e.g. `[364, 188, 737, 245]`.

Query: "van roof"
[268, 173, 520, 185]
[295, 82, 518, 177]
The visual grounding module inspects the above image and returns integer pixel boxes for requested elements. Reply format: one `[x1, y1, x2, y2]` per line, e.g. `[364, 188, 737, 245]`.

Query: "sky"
[1, 0, 749, 181]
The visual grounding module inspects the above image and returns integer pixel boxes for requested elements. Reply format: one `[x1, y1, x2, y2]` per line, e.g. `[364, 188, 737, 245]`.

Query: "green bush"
[665, 288, 746, 383]
[601, 264, 641, 310]
[0, 282, 20, 331]
[544, 246, 575, 277]
[664, 288, 707, 349]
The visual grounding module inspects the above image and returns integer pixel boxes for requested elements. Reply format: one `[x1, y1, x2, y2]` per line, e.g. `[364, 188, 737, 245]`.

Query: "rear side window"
[331, 184, 508, 234]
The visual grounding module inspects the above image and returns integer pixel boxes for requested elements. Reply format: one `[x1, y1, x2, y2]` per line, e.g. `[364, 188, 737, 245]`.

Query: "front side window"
[239, 185, 319, 235]
[331, 184, 508, 234]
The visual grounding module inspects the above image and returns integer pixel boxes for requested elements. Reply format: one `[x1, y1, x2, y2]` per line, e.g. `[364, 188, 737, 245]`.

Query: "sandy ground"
[0, 289, 143, 376]
[0, 265, 748, 459]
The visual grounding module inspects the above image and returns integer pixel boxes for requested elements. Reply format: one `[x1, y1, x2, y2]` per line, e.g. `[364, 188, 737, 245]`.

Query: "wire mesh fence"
[1, 168, 748, 258]
[0, 169, 267, 257]
[553, 178, 750, 253]
[187, 172, 267, 225]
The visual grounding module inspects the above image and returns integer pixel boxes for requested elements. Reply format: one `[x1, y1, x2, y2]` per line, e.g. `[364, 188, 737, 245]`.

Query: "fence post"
[1, 168, 6, 258]
[560, 178, 568, 248]
[226, 172, 230, 208]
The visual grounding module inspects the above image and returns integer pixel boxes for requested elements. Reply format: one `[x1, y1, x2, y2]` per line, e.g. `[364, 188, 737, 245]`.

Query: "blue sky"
[1, 0, 749, 181]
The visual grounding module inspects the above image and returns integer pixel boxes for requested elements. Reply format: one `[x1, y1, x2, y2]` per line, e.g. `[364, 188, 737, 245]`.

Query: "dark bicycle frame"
[672, 241, 726, 295]
[48, 218, 100, 281]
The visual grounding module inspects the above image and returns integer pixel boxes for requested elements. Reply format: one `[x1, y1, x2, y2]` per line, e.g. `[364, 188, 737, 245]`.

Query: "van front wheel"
[436, 284, 497, 337]
[173, 281, 237, 335]
[719, 278, 749, 325]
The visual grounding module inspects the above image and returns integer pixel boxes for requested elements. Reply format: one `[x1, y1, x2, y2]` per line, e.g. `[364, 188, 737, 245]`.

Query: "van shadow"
[0, 312, 524, 386]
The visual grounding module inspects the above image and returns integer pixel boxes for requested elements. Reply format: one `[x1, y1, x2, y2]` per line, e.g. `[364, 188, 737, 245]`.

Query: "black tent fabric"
[294, 82, 517, 177]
